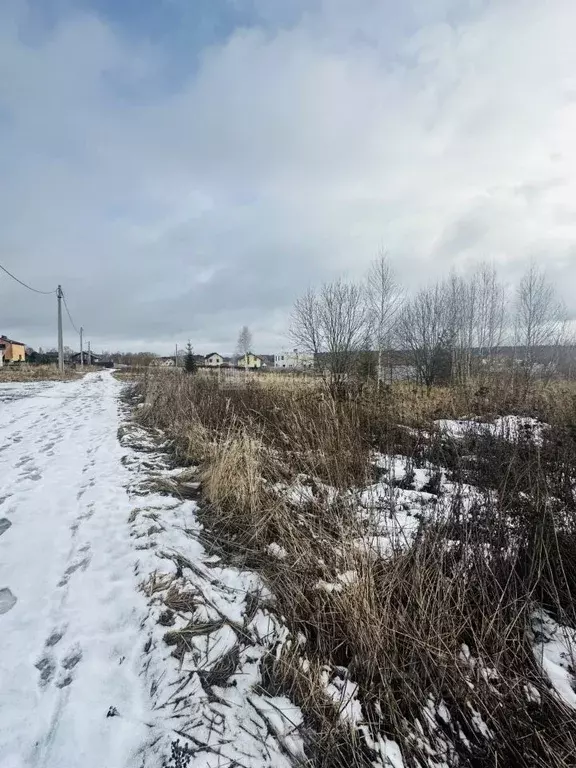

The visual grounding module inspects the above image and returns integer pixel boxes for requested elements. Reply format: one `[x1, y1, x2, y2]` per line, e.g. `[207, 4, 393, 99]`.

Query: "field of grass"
[0, 364, 84, 382]
[132, 369, 576, 767]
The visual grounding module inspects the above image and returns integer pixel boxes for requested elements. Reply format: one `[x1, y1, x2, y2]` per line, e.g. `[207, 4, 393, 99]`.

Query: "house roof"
[205, 352, 222, 358]
[0, 335, 25, 346]
[70, 351, 101, 360]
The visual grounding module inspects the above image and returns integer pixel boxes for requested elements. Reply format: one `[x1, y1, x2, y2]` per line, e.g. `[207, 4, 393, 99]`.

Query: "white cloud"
[1, 0, 576, 354]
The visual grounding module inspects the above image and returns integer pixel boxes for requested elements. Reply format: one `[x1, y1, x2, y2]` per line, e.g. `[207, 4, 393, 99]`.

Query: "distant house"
[0, 335, 26, 363]
[69, 351, 102, 366]
[237, 352, 262, 370]
[205, 352, 224, 367]
[274, 349, 314, 370]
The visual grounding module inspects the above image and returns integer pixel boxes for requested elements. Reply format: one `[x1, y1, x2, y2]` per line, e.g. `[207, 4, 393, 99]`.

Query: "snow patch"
[268, 542, 288, 560]
[435, 415, 545, 445]
[532, 611, 576, 709]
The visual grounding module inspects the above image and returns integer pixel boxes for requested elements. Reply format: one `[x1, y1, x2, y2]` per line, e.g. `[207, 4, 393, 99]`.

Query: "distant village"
[0, 335, 316, 372]
[151, 349, 315, 370]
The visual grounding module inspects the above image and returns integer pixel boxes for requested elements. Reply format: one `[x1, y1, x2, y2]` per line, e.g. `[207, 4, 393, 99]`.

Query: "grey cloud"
[1, 0, 576, 354]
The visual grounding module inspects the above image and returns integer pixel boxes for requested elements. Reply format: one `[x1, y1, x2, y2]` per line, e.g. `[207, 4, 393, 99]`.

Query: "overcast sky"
[1, 0, 575, 354]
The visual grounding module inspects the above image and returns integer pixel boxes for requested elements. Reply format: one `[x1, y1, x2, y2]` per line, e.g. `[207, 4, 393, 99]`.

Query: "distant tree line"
[290, 253, 572, 396]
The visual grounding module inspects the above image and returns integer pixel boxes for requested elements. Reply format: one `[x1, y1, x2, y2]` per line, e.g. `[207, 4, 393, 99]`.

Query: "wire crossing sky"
[0, 262, 56, 296]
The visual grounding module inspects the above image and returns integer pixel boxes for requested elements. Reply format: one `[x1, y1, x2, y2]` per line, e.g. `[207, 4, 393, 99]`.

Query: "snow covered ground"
[0, 373, 154, 768]
[0, 372, 306, 768]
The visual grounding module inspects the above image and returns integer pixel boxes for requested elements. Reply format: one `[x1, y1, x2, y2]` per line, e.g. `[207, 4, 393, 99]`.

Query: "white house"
[274, 349, 314, 370]
[205, 352, 224, 367]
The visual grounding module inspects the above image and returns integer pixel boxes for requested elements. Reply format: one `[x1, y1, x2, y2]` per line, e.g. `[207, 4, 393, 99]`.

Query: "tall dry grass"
[133, 369, 576, 767]
[0, 364, 83, 382]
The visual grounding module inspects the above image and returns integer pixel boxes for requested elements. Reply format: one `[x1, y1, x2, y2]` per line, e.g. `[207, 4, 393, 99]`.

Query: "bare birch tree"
[438, 266, 507, 385]
[237, 325, 253, 373]
[514, 263, 567, 380]
[475, 263, 507, 359]
[446, 273, 471, 385]
[365, 252, 401, 389]
[290, 278, 369, 397]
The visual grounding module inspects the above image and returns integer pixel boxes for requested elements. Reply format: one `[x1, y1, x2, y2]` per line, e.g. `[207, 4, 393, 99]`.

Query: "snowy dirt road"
[0, 373, 152, 768]
[0, 372, 308, 768]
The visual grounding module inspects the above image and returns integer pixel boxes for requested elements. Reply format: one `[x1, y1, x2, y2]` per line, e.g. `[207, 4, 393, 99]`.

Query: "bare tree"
[365, 252, 401, 389]
[395, 280, 456, 389]
[475, 263, 507, 359]
[514, 263, 567, 380]
[439, 265, 507, 385]
[237, 325, 253, 373]
[290, 288, 322, 360]
[290, 278, 369, 397]
[445, 273, 471, 385]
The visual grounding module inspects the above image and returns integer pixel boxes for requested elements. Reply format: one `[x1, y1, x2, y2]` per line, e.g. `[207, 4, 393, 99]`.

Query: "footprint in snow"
[0, 518, 12, 536]
[56, 645, 83, 688]
[61, 646, 82, 670]
[78, 505, 95, 521]
[45, 628, 66, 647]
[20, 466, 42, 482]
[35, 656, 56, 687]
[57, 555, 91, 587]
[0, 587, 17, 615]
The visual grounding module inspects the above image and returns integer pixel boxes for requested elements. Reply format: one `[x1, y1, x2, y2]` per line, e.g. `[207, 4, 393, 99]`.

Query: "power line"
[0, 262, 56, 295]
[62, 291, 80, 335]
[0, 261, 88, 367]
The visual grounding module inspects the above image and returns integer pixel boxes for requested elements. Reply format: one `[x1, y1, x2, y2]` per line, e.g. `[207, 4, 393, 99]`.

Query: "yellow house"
[0, 335, 26, 362]
[237, 352, 262, 369]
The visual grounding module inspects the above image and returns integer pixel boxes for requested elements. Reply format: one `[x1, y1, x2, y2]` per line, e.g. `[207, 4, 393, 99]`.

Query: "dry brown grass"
[0, 364, 85, 382]
[132, 369, 576, 767]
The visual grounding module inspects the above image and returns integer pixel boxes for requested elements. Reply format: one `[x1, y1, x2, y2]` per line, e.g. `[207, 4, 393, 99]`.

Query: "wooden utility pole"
[87, 340, 91, 366]
[80, 327, 84, 368]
